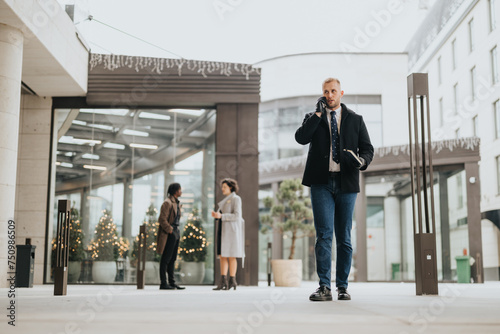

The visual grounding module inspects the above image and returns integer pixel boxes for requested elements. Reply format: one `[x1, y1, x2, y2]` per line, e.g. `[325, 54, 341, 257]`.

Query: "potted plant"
[131, 204, 162, 284]
[261, 179, 315, 287]
[178, 207, 208, 284]
[88, 209, 120, 283]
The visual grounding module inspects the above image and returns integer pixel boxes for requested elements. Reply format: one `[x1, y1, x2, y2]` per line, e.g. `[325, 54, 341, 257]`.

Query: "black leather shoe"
[337, 287, 351, 300]
[159, 283, 174, 290]
[309, 286, 332, 301]
[170, 284, 185, 290]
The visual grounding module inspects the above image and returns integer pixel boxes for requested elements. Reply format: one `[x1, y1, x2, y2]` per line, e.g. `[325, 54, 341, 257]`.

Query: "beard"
[327, 101, 340, 109]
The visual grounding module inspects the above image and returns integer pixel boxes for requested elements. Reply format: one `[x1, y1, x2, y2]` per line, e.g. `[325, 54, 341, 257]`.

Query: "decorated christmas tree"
[88, 209, 121, 261]
[68, 207, 85, 262]
[179, 207, 207, 262]
[132, 203, 161, 262]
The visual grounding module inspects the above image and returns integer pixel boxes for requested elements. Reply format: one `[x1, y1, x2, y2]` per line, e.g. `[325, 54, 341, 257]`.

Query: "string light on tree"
[179, 207, 207, 262]
[88, 209, 128, 261]
[132, 203, 161, 262]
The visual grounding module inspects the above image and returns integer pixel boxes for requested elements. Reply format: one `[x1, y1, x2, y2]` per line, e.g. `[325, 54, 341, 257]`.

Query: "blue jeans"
[310, 174, 357, 289]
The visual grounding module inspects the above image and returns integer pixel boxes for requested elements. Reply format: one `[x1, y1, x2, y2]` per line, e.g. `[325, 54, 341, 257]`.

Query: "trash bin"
[455, 255, 471, 283]
[16, 245, 36, 288]
[391, 263, 401, 281]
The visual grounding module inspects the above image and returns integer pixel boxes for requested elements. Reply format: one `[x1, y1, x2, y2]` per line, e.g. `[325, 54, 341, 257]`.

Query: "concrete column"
[439, 173, 452, 280]
[465, 162, 484, 283]
[355, 173, 367, 282]
[0, 24, 23, 289]
[122, 178, 133, 239]
[215, 103, 259, 286]
[384, 196, 401, 280]
[14, 95, 52, 285]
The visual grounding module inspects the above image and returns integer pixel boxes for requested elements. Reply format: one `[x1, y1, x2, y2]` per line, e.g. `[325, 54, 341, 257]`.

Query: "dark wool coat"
[295, 102, 374, 192]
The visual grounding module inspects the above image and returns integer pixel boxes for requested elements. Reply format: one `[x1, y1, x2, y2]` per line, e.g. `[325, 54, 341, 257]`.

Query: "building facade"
[408, 0, 500, 280]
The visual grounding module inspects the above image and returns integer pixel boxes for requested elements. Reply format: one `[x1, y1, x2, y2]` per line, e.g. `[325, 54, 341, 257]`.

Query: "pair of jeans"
[159, 228, 180, 285]
[310, 174, 357, 289]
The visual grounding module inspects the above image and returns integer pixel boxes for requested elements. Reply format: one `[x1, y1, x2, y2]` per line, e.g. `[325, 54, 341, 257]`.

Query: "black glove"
[315, 97, 327, 114]
[343, 149, 365, 169]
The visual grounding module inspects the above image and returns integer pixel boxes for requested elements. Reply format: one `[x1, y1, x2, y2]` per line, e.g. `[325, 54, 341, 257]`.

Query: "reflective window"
[451, 39, 457, 70]
[491, 46, 498, 84]
[497, 156, 500, 194]
[47, 108, 216, 284]
[470, 66, 477, 101]
[364, 170, 469, 282]
[473, 115, 478, 137]
[490, 0, 497, 32]
[495, 100, 500, 139]
[468, 18, 474, 52]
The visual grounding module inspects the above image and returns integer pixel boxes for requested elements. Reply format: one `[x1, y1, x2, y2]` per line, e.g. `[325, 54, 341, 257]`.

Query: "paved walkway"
[1, 281, 500, 334]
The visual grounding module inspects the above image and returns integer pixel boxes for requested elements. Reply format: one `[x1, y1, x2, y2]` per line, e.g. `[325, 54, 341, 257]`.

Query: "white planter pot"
[180, 262, 205, 284]
[145, 261, 160, 284]
[271, 259, 302, 287]
[68, 261, 81, 283]
[92, 261, 117, 283]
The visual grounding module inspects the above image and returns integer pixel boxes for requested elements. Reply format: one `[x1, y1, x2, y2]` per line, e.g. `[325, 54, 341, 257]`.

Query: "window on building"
[490, 0, 497, 32]
[473, 115, 478, 137]
[491, 46, 499, 84]
[468, 18, 475, 52]
[437, 56, 442, 85]
[452, 39, 457, 70]
[496, 156, 500, 195]
[470, 66, 477, 101]
[453, 83, 459, 114]
[497, 156, 500, 194]
[495, 100, 500, 139]
[439, 98, 444, 127]
[455, 128, 461, 139]
[353, 102, 384, 148]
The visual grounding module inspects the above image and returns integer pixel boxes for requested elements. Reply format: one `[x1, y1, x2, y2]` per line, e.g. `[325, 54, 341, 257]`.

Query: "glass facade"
[47, 108, 216, 284]
[364, 170, 469, 282]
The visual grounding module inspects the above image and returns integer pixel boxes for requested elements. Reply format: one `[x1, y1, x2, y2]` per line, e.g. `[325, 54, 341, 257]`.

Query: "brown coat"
[156, 195, 180, 255]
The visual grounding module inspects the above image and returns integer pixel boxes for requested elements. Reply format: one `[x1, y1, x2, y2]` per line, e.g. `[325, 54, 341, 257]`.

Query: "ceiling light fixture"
[83, 165, 107, 171]
[130, 143, 158, 150]
[169, 170, 190, 175]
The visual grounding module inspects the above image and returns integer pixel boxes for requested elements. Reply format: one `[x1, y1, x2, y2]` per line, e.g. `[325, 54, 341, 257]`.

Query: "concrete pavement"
[1, 281, 499, 334]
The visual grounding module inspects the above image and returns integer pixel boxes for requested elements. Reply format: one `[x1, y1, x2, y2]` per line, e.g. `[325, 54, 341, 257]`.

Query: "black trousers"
[159, 229, 180, 285]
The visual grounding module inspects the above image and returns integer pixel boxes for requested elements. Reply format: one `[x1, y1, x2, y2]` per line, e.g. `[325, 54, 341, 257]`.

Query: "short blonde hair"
[322, 77, 341, 90]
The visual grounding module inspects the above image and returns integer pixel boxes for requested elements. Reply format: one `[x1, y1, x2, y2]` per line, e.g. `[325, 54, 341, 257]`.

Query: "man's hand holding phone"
[315, 97, 327, 118]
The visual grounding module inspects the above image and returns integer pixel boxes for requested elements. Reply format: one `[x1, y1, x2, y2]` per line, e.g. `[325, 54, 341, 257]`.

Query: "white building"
[408, 0, 500, 280]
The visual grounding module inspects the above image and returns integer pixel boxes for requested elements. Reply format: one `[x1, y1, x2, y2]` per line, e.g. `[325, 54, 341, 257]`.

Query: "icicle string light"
[89, 53, 261, 80]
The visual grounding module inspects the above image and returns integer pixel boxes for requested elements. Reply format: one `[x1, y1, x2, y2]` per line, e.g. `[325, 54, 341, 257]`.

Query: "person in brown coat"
[156, 183, 185, 290]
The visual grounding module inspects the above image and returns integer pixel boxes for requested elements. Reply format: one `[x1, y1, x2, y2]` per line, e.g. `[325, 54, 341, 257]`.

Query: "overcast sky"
[66, 0, 436, 64]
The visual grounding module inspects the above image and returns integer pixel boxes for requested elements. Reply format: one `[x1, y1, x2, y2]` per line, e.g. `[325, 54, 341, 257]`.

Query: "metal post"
[136, 224, 146, 289]
[267, 242, 272, 286]
[54, 200, 70, 296]
[407, 73, 438, 295]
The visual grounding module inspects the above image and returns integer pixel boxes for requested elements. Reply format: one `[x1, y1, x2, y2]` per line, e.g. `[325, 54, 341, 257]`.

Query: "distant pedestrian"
[157, 183, 185, 290]
[212, 178, 245, 290]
